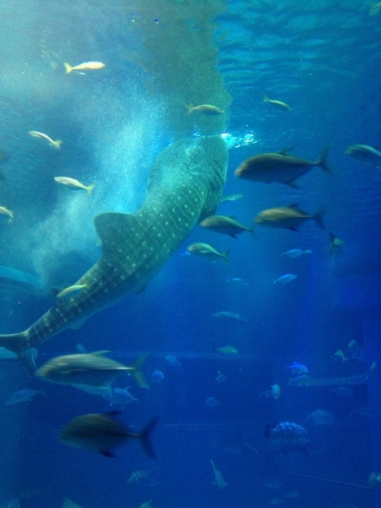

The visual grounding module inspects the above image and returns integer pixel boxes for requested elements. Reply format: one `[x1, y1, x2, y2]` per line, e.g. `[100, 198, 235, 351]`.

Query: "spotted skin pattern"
[0, 137, 228, 358]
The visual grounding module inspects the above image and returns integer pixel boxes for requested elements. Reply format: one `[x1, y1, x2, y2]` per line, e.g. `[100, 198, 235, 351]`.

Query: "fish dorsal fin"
[288, 203, 299, 209]
[279, 146, 294, 156]
[94, 212, 141, 255]
[90, 350, 110, 356]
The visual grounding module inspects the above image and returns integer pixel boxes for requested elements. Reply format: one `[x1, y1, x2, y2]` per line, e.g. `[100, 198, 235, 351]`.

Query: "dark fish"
[0, 137, 228, 374]
[60, 412, 159, 458]
[255, 204, 326, 231]
[200, 215, 253, 238]
[345, 144, 381, 167]
[235, 147, 330, 186]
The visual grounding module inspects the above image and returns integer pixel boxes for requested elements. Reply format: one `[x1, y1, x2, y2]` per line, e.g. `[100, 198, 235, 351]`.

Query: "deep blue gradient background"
[0, 1, 380, 507]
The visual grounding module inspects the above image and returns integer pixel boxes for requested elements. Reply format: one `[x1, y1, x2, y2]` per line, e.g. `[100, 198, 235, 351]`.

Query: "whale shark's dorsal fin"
[94, 212, 141, 256]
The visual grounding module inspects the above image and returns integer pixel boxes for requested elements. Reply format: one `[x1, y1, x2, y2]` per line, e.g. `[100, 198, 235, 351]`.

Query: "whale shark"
[0, 136, 228, 373]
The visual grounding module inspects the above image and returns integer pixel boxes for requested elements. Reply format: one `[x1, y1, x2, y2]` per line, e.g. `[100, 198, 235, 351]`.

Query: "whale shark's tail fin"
[0, 331, 36, 374]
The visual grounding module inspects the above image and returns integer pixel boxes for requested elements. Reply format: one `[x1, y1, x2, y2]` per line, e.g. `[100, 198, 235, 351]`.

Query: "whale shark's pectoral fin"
[94, 212, 142, 257]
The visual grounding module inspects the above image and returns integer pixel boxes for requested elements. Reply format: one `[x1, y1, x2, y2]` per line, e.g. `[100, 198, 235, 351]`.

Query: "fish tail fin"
[131, 354, 149, 388]
[314, 207, 327, 230]
[17, 349, 37, 376]
[64, 62, 72, 74]
[263, 94, 269, 103]
[222, 250, 230, 264]
[0, 331, 37, 375]
[54, 139, 63, 149]
[86, 183, 96, 195]
[140, 416, 160, 458]
[318, 146, 332, 174]
[185, 103, 193, 113]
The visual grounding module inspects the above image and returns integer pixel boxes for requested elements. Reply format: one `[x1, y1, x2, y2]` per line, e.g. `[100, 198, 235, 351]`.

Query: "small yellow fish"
[64, 61, 105, 74]
[186, 242, 229, 263]
[215, 346, 238, 355]
[29, 130, 63, 149]
[263, 95, 291, 111]
[0, 205, 13, 221]
[55, 284, 87, 299]
[185, 104, 224, 115]
[54, 176, 95, 195]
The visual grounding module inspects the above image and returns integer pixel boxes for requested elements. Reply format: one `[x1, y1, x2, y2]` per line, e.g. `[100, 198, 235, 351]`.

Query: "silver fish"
[212, 311, 247, 322]
[5, 389, 43, 405]
[345, 144, 381, 167]
[273, 274, 297, 285]
[35, 352, 148, 388]
[106, 387, 138, 409]
[280, 248, 312, 258]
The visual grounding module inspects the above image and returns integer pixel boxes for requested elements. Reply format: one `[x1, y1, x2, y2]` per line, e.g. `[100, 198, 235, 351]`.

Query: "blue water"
[0, 1, 380, 507]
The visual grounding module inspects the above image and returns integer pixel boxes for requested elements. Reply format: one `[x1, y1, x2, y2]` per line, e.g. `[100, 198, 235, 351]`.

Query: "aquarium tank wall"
[0, 0, 380, 507]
